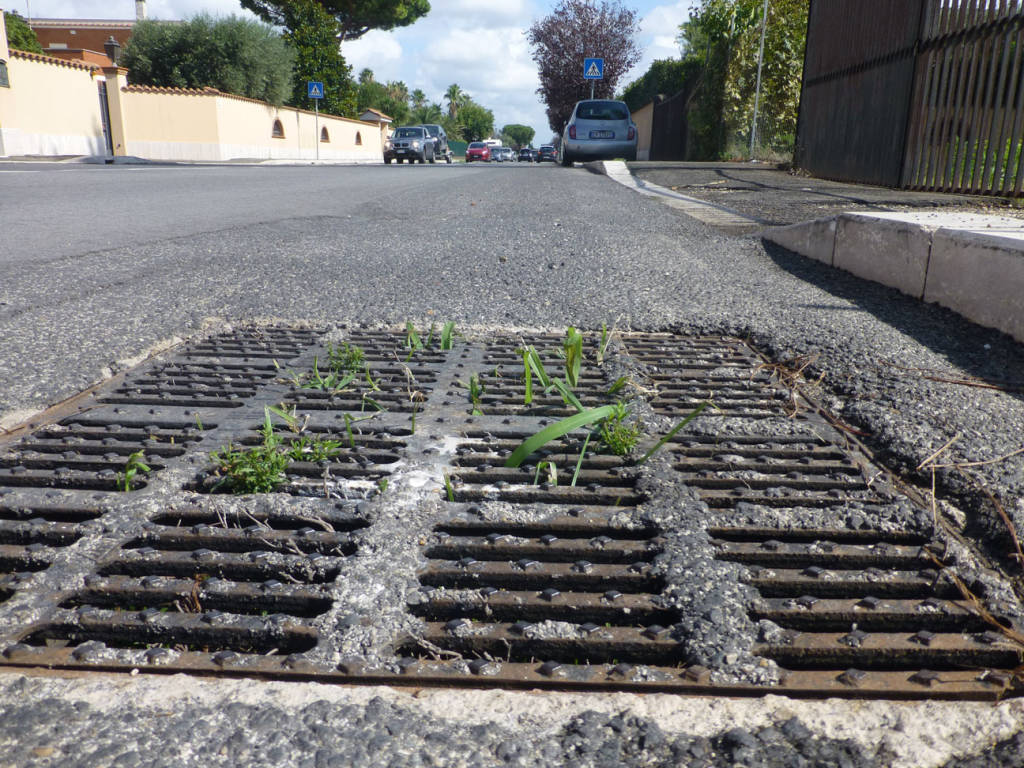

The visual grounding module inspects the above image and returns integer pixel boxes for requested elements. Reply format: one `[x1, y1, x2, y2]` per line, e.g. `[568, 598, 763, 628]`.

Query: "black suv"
[417, 124, 453, 164]
[538, 145, 557, 162]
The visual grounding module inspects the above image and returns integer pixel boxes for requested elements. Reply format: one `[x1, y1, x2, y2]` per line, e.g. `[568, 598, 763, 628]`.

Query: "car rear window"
[576, 102, 629, 121]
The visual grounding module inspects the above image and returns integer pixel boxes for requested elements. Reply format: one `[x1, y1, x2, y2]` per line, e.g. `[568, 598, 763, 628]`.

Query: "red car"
[465, 142, 491, 162]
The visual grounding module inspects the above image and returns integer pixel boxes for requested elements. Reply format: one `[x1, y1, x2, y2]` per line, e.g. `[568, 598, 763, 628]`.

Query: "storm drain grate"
[0, 327, 1019, 699]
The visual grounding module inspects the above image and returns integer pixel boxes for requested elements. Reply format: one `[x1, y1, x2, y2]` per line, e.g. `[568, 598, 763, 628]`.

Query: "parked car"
[417, 123, 453, 163]
[386, 126, 434, 164]
[492, 145, 505, 162]
[465, 142, 491, 162]
[558, 99, 637, 165]
[537, 145, 557, 162]
[518, 148, 534, 162]
[502, 147, 518, 162]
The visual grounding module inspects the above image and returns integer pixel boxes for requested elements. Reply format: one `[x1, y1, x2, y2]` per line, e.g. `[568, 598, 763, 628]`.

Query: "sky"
[13, 0, 698, 142]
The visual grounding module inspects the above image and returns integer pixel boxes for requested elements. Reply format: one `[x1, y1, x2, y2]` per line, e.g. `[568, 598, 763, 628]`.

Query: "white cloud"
[626, 0, 697, 82]
[344, 30, 405, 82]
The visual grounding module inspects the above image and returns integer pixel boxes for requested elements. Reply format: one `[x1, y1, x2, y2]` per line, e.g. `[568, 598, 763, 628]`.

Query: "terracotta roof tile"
[10, 48, 98, 71]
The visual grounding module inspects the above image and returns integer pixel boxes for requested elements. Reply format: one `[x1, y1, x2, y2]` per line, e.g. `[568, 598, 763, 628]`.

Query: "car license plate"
[589, 130, 614, 139]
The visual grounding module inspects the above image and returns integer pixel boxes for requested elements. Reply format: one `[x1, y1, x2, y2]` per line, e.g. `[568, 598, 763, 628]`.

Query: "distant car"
[386, 126, 433, 164]
[558, 99, 637, 165]
[465, 142, 491, 163]
[530, 149, 540, 162]
[537, 145, 557, 162]
[416, 123, 453, 163]
[518, 148, 534, 162]
[492, 145, 505, 162]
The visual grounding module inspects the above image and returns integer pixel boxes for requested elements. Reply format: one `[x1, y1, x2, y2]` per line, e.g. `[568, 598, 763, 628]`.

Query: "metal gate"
[795, 0, 1024, 197]
[97, 81, 114, 157]
[650, 86, 692, 161]
[903, 2, 1024, 195]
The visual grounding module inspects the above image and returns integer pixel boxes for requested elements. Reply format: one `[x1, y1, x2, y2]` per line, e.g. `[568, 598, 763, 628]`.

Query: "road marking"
[601, 160, 764, 231]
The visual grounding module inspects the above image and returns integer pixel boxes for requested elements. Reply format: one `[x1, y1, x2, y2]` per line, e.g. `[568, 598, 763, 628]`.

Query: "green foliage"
[356, 70, 411, 124]
[619, 58, 700, 113]
[4, 11, 43, 54]
[501, 124, 535, 149]
[117, 451, 151, 492]
[328, 342, 365, 375]
[242, 0, 430, 43]
[121, 15, 294, 105]
[599, 402, 639, 456]
[527, 0, 643, 133]
[679, 0, 807, 160]
[279, 0, 357, 117]
[457, 101, 494, 142]
[445, 83, 467, 119]
[211, 411, 290, 494]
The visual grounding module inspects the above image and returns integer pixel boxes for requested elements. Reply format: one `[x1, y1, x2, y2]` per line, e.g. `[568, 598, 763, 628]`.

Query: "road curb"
[765, 211, 1024, 342]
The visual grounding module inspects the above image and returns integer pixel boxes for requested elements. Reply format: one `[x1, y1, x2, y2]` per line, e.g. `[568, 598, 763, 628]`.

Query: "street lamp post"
[749, 0, 769, 160]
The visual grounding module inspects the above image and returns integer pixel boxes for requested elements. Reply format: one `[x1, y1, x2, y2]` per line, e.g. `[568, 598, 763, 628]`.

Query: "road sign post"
[308, 81, 324, 161]
[583, 58, 603, 100]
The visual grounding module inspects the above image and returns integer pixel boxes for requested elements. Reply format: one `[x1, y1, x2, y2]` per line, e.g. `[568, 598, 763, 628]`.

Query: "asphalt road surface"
[1, 160, 1023, 767]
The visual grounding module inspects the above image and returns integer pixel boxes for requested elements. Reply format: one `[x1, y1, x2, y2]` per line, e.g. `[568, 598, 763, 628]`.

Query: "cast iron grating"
[0, 418, 206, 492]
[403, 508, 672, 667]
[0, 327, 1020, 699]
[195, 424, 407, 498]
[19, 505, 362, 656]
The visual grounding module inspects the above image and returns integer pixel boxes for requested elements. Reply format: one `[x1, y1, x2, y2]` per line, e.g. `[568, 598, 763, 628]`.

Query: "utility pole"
[749, 0, 769, 160]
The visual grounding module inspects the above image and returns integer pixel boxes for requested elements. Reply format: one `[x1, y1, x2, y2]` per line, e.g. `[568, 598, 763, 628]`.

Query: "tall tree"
[241, 0, 430, 43]
[501, 124, 535, 149]
[4, 10, 43, 53]
[121, 15, 294, 105]
[444, 83, 467, 120]
[279, 0, 356, 117]
[527, 0, 642, 133]
[678, 0, 806, 159]
[457, 102, 494, 142]
[410, 88, 427, 111]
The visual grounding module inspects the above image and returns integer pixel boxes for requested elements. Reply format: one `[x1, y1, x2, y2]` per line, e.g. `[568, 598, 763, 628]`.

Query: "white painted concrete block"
[833, 213, 934, 298]
[925, 223, 1024, 343]
[762, 217, 837, 265]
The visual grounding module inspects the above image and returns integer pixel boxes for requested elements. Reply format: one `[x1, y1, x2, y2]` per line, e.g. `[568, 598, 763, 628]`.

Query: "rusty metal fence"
[796, 0, 1024, 197]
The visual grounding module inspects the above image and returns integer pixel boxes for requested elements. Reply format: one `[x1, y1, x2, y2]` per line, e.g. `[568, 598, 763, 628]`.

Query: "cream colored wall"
[120, 88, 223, 161]
[0, 52, 106, 157]
[213, 96, 382, 162]
[632, 102, 654, 162]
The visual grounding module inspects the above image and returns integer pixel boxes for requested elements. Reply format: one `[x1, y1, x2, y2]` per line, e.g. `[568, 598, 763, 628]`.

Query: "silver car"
[559, 99, 637, 165]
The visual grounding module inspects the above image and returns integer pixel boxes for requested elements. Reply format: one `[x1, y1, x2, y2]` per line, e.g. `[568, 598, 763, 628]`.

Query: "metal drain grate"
[0, 327, 1019, 699]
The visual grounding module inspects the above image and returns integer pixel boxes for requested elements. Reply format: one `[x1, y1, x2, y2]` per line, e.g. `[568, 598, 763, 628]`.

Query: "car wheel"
[446, 154, 452, 164]
[428, 148, 436, 164]
[560, 152, 573, 167]
[384, 157, 392, 164]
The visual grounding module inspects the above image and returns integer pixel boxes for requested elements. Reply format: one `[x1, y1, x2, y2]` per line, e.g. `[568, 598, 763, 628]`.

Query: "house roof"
[9, 48, 99, 71]
[359, 108, 393, 123]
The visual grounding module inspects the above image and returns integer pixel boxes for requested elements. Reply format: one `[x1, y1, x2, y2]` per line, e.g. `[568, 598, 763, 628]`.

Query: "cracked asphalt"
[1, 160, 1023, 767]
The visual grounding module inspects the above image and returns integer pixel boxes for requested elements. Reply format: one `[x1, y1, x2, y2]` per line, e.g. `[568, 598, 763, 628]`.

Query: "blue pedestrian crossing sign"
[583, 58, 604, 80]
[307, 81, 324, 99]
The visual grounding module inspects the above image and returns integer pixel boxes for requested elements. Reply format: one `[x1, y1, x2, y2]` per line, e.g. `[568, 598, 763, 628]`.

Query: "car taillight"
[628, 126, 635, 140]
[569, 126, 576, 140]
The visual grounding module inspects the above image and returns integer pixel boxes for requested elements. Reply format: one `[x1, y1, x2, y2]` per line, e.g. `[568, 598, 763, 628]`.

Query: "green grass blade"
[343, 414, 355, 449]
[443, 473, 455, 502]
[564, 327, 582, 388]
[551, 377, 584, 413]
[607, 376, 628, 396]
[405, 321, 423, 350]
[637, 401, 711, 465]
[570, 432, 592, 487]
[526, 346, 552, 390]
[521, 348, 533, 405]
[441, 321, 455, 350]
[504, 405, 616, 468]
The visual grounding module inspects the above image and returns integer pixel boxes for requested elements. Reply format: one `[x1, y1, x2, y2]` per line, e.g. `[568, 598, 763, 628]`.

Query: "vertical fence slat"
[799, 0, 1024, 197]
[969, 26, 1000, 190]
[979, 21, 1013, 191]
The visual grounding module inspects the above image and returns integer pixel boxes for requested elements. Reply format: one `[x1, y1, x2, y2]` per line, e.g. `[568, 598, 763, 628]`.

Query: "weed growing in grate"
[117, 450, 151, 492]
[599, 402, 640, 456]
[533, 460, 558, 486]
[210, 406, 351, 494]
[327, 342, 365, 375]
[210, 411, 290, 494]
[460, 373, 485, 416]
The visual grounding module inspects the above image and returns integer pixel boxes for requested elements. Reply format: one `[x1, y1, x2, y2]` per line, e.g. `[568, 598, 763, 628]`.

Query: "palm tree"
[445, 83, 467, 120]
[411, 89, 427, 111]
